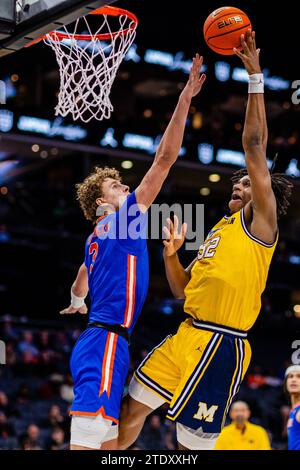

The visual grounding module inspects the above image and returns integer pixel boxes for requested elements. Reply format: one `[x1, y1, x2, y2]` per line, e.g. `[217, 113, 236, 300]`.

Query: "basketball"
[204, 6, 252, 55]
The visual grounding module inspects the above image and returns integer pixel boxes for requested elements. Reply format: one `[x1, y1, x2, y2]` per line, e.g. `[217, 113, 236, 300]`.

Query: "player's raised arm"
[234, 30, 277, 243]
[60, 263, 88, 315]
[135, 54, 206, 210]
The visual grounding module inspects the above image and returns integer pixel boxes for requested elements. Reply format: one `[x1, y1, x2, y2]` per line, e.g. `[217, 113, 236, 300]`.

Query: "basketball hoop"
[30, 6, 138, 122]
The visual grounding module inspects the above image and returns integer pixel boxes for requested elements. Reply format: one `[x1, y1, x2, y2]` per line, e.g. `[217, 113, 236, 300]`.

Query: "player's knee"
[70, 414, 117, 450]
[176, 423, 219, 450]
[128, 377, 165, 417]
[120, 394, 152, 427]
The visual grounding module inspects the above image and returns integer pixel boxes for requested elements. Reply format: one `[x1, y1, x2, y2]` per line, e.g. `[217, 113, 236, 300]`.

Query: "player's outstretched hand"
[234, 30, 261, 75]
[60, 303, 88, 315]
[180, 54, 206, 102]
[163, 215, 187, 257]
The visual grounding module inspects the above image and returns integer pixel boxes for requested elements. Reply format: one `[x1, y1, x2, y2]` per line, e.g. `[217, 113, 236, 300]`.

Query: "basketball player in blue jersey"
[59, 55, 206, 450]
[118, 31, 294, 450]
[284, 365, 300, 450]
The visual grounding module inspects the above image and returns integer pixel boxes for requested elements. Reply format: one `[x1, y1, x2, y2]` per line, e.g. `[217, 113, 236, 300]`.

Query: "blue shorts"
[70, 327, 129, 423]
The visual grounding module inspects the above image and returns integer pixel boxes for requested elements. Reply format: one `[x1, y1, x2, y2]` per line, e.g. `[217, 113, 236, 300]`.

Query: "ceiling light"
[121, 160, 133, 170]
[200, 187, 210, 196]
[209, 174, 220, 183]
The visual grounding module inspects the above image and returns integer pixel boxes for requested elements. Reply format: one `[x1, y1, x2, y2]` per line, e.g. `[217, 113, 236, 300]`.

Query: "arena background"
[0, 0, 300, 450]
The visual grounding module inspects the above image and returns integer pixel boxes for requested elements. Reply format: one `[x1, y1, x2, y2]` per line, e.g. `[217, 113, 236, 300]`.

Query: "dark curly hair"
[231, 168, 294, 219]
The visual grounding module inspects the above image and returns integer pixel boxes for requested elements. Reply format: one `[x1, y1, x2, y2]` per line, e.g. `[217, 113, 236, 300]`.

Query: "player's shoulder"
[126, 190, 137, 204]
[117, 191, 138, 214]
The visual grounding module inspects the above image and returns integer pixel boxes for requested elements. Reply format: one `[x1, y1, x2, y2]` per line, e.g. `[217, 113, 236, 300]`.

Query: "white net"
[44, 10, 137, 122]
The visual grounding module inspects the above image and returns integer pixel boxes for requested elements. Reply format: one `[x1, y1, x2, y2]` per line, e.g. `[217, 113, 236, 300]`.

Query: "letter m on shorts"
[193, 402, 219, 423]
[0, 340, 6, 365]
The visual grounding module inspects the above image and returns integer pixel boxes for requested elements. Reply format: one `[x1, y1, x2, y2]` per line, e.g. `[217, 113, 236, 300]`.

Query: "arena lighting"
[0, 161, 19, 184]
[161, 304, 174, 315]
[293, 305, 300, 314]
[0, 80, 5, 105]
[144, 49, 173, 67]
[1, 111, 296, 175]
[232, 67, 255, 84]
[127, 45, 288, 88]
[200, 144, 272, 169]
[17, 116, 87, 142]
[200, 187, 210, 196]
[123, 133, 154, 153]
[144, 49, 207, 75]
[100, 128, 118, 148]
[289, 256, 300, 265]
[3, 78, 17, 99]
[55, 39, 289, 89]
[216, 149, 245, 166]
[124, 44, 141, 63]
[286, 159, 300, 177]
[263, 70, 290, 91]
[209, 174, 221, 183]
[192, 112, 203, 130]
[216, 149, 273, 169]
[62, 40, 142, 63]
[215, 61, 231, 82]
[122, 132, 186, 156]
[198, 143, 214, 164]
[121, 160, 133, 170]
[19, 116, 49, 134]
[232, 67, 290, 91]
[0, 109, 14, 133]
[0, 152, 9, 161]
[31, 144, 40, 153]
[143, 109, 153, 118]
[0, 186, 8, 195]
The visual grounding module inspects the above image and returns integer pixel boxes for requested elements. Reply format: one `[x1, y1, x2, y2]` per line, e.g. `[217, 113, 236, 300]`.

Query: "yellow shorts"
[134, 318, 251, 433]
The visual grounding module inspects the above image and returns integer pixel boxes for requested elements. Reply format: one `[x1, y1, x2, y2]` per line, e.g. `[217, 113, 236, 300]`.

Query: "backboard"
[0, 0, 116, 57]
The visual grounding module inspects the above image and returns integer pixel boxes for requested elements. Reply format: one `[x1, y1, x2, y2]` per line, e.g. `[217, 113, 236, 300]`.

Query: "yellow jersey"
[184, 208, 278, 331]
[214, 421, 271, 450]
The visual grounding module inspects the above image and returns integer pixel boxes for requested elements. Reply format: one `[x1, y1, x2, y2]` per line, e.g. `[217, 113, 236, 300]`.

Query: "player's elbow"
[242, 132, 264, 150]
[155, 150, 176, 169]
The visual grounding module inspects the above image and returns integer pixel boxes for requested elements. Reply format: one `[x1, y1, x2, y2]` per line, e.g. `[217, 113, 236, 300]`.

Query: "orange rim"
[25, 6, 138, 47]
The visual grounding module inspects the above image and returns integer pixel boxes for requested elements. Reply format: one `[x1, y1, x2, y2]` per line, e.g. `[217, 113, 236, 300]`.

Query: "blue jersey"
[70, 191, 149, 421]
[287, 404, 300, 450]
[84, 191, 149, 334]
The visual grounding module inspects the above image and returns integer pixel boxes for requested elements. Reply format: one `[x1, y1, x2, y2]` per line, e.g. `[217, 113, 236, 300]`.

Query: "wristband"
[71, 289, 86, 308]
[248, 73, 264, 94]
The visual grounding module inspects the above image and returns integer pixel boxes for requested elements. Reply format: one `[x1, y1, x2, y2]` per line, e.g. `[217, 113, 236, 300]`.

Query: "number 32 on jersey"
[197, 236, 221, 261]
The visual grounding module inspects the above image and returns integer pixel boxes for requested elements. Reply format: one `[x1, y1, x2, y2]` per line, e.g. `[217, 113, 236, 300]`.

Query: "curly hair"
[76, 166, 121, 223]
[231, 168, 294, 219]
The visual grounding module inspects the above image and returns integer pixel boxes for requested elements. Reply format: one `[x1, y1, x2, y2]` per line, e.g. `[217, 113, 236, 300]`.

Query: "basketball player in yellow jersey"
[118, 31, 293, 450]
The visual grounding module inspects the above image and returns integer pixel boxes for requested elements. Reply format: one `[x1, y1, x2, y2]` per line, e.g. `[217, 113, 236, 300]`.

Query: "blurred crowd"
[0, 315, 292, 450]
